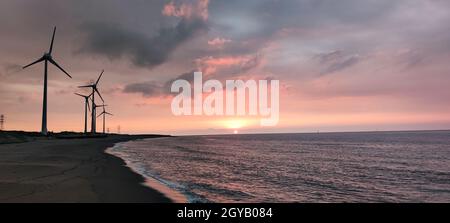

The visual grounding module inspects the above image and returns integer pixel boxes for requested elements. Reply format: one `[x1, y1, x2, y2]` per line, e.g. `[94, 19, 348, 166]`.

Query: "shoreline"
[105, 140, 188, 203]
[0, 134, 173, 202]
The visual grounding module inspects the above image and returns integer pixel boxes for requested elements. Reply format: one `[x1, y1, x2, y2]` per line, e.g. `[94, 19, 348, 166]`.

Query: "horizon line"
[2, 128, 449, 137]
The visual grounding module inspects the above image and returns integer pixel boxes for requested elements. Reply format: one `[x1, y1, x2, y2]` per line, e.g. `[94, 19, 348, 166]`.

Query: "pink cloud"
[195, 55, 260, 75]
[207, 37, 232, 48]
[162, 0, 209, 21]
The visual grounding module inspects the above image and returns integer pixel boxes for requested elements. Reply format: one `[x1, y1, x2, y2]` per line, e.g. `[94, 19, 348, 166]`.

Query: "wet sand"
[0, 134, 172, 202]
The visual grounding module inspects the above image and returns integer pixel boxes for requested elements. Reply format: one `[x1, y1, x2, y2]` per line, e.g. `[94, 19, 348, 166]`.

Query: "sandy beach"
[0, 134, 172, 203]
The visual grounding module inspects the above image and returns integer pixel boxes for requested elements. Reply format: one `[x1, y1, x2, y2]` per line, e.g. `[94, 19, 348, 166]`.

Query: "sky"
[1, 0, 450, 135]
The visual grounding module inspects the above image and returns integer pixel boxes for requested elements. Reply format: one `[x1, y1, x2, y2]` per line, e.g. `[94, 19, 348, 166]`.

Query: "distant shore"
[0, 132, 172, 202]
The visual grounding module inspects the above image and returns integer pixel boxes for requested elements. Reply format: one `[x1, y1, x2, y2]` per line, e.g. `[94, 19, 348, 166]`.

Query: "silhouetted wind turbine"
[92, 103, 106, 133]
[75, 92, 93, 134]
[78, 70, 104, 134]
[23, 27, 71, 135]
[97, 105, 113, 134]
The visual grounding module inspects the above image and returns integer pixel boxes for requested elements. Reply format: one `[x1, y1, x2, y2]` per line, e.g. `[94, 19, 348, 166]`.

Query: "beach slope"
[0, 134, 172, 203]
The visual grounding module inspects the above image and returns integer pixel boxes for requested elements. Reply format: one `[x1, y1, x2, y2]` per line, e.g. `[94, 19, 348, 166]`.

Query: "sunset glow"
[225, 120, 247, 129]
[0, 0, 449, 135]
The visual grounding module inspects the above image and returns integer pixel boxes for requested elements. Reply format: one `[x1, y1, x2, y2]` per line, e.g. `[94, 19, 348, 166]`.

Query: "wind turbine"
[97, 105, 113, 134]
[23, 27, 71, 135]
[78, 70, 104, 134]
[75, 92, 93, 134]
[92, 102, 106, 133]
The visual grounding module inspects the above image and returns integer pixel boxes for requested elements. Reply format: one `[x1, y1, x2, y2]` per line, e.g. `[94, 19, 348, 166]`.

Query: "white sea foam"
[106, 140, 189, 203]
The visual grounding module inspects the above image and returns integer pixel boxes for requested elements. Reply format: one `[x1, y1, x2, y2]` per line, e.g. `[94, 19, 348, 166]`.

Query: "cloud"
[78, 0, 210, 69]
[315, 50, 361, 75]
[207, 37, 231, 48]
[163, 0, 209, 21]
[2, 63, 22, 76]
[195, 54, 261, 76]
[123, 81, 164, 98]
[121, 53, 262, 98]
[123, 70, 196, 98]
[165, 70, 197, 86]
[79, 18, 208, 69]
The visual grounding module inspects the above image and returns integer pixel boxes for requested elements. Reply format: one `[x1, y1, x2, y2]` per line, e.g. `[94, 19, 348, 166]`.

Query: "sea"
[106, 131, 450, 203]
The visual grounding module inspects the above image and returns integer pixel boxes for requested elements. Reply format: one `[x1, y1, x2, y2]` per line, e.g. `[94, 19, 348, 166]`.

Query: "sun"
[214, 118, 255, 133]
[225, 119, 247, 129]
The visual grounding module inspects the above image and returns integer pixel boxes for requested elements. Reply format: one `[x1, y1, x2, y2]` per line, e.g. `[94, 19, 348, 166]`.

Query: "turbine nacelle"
[43, 53, 52, 60]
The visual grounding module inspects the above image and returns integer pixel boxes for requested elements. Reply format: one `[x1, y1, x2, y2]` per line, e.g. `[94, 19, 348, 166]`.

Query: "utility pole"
[0, 114, 4, 131]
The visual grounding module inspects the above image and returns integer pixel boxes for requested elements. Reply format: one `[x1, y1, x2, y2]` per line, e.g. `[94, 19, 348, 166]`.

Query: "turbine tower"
[75, 92, 93, 134]
[92, 103, 106, 133]
[23, 27, 71, 135]
[97, 105, 113, 134]
[78, 70, 104, 134]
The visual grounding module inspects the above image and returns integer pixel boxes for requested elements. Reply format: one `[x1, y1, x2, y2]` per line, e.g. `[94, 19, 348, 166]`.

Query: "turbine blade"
[23, 57, 44, 69]
[87, 100, 91, 111]
[78, 84, 94, 88]
[74, 93, 85, 97]
[96, 70, 104, 85]
[95, 88, 104, 102]
[97, 112, 104, 118]
[49, 27, 56, 54]
[49, 58, 71, 78]
[106, 112, 113, 116]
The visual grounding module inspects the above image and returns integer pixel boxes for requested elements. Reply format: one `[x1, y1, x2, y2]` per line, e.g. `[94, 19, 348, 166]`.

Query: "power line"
[0, 114, 4, 131]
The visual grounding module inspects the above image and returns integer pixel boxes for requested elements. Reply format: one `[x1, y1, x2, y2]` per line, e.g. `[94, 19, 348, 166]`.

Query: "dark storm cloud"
[123, 70, 196, 98]
[165, 70, 196, 85]
[79, 18, 208, 69]
[123, 81, 164, 97]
